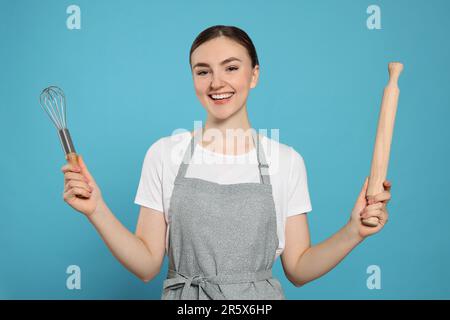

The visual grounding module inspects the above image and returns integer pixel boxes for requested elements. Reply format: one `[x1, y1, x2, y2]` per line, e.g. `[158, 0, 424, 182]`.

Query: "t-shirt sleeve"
[287, 147, 312, 217]
[134, 138, 164, 213]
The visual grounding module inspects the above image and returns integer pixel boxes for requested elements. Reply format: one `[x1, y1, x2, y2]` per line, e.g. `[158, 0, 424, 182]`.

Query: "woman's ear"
[250, 65, 260, 89]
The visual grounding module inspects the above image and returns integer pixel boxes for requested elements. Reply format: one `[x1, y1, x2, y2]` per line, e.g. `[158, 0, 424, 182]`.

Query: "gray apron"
[161, 128, 285, 300]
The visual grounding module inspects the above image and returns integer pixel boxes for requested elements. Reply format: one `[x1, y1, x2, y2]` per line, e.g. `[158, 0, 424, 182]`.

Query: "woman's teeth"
[210, 93, 234, 100]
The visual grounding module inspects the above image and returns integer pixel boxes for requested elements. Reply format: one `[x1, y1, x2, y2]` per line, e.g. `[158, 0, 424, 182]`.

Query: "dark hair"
[189, 25, 259, 69]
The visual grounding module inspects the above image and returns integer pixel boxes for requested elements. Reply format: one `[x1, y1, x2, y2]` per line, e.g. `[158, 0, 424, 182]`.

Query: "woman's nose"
[210, 74, 225, 89]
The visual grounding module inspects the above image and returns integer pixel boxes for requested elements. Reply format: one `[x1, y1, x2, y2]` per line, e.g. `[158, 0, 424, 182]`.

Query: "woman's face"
[190, 36, 259, 121]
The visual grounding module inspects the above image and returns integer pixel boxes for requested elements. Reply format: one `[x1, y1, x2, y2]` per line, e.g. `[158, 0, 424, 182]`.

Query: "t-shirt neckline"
[187, 132, 258, 158]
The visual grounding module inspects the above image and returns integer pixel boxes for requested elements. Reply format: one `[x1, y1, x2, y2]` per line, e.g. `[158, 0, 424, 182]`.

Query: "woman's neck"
[194, 105, 256, 155]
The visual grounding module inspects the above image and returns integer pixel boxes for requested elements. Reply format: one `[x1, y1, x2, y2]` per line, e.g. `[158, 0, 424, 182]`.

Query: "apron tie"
[163, 269, 273, 300]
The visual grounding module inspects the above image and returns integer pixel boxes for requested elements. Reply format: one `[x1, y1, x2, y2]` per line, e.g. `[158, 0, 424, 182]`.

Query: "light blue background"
[1, 0, 449, 299]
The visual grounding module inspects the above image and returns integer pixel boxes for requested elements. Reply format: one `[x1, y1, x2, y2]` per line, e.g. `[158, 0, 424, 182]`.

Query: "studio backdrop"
[1, 0, 449, 299]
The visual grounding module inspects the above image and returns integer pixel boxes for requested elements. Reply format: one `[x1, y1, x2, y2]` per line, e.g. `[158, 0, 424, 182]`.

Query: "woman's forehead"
[191, 37, 250, 65]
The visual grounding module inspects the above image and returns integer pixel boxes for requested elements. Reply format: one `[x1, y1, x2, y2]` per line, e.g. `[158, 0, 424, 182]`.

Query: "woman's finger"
[65, 180, 92, 193]
[360, 202, 384, 216]
[369, 191, 391, 204]
[64, 172, 89, 183]
[67, 187, 91, 199]
[61, 164, 81, 174]
[63, 190, 74, 201]
[78, 155, 95, 183]
[362, 209, 389, 224]
[361, 209, 383, 220]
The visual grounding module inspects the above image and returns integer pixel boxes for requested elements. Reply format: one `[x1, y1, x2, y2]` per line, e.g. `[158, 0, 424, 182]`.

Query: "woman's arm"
[88, 202, 166, 282]
[281, 178, 391, 287]
[62, 155, 166, 282]
[281, 214, 362, 287]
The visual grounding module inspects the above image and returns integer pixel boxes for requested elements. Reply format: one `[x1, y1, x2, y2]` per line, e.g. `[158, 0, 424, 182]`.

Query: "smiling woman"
[61, 25, 392, 301]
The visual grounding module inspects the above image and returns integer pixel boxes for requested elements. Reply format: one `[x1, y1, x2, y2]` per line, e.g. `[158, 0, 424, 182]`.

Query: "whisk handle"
[66, 152, 79, 168]
[66, 152, 90, 200]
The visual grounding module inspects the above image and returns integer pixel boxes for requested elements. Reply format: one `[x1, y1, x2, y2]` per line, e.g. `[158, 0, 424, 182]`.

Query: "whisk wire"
[39, 85, 76, 156]
[60, 92, 67, 128]
[54, 87, 66, 128]
[42, 94, 60, 129]
[48, 90, 61, 127]
[40, 86, 69, 129]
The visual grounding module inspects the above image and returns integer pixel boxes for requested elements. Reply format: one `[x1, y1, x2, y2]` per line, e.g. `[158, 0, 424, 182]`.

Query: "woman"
[61, 25, 392, 300]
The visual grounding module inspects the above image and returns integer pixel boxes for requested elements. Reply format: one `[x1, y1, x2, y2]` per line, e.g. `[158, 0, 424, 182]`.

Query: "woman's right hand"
[61, 154, 104, 217]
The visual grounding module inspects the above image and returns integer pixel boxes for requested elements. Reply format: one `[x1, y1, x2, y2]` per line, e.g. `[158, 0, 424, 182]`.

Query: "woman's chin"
[207, 108, 239, 121]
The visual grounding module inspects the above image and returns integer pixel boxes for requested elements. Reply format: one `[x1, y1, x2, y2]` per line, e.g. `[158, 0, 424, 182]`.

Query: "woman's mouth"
[208, 92, 234, 105]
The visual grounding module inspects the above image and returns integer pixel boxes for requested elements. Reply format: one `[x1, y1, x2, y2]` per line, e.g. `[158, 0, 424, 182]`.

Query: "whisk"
[39, 86, 79, 167]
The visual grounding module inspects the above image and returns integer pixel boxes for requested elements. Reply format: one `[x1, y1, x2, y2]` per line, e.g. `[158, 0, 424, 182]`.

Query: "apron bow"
[163, 271, 226, 300]
[162, 269, 273, 300]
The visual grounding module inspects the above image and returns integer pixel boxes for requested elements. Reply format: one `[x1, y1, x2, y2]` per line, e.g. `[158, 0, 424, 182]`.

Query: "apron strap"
[175, 128, 271, 185]
[251, 128, 271, 185]
[174, 129, 200, 182]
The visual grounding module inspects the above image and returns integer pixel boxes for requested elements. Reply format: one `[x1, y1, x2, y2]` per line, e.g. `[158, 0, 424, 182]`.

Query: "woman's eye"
[196, 70, 209, 76]
[227, 66, 239, 72]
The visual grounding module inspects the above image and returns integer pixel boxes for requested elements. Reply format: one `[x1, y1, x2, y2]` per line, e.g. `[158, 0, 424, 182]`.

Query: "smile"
[208, 92, 234, 104]
[209, 92, 234, 100]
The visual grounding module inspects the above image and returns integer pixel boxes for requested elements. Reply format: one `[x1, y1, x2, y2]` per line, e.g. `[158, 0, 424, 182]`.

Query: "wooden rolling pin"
[362, 62, 403, 227]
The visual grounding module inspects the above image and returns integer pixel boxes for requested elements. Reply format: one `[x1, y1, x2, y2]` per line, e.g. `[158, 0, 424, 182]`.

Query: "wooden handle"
[66, 152, 79, 167]
[362, 62, 403, 227]
[65, 152, 88, 199]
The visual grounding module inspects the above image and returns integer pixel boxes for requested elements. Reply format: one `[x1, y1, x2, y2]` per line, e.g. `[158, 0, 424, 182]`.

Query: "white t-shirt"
[134, 130, 313, 260]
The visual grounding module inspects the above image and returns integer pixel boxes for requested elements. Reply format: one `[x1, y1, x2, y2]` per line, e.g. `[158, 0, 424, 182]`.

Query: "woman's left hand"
[348, 177, 392, 240]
